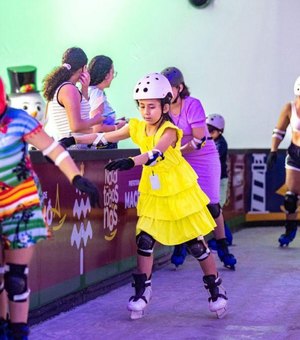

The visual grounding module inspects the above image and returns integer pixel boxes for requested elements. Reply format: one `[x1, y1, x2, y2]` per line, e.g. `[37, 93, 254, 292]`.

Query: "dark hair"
[43, 47, 88, 101]
[88, 55, 113, 86]
[178, 83, 190, 99]
[158, 93, 174, 124]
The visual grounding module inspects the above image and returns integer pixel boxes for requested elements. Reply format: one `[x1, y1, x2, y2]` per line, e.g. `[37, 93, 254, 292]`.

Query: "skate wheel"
[216, 307, 227, 319]
[279, 241, 289, 247]
[224, 264, 235, 271]
[130, 310, 145, 320]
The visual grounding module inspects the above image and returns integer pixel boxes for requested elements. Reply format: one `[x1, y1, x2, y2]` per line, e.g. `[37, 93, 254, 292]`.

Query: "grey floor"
[30, 226, 300, 340]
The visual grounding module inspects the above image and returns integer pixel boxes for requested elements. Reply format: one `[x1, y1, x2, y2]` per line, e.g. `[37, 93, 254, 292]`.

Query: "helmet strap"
[152, 114, 163, 126]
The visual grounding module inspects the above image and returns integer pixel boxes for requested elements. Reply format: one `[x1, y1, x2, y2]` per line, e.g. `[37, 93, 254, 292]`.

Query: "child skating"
[59, 73, 228, 319]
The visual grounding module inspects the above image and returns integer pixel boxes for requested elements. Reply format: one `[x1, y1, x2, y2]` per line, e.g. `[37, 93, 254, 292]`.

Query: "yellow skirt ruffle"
[136, 184, 216, 245]
[136, 210, 215, 245]
[137, 184, 210, 220]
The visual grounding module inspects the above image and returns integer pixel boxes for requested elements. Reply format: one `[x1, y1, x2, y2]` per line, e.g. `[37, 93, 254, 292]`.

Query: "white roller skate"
[127, 273, 152, 320]
[203, 274, 228, 319]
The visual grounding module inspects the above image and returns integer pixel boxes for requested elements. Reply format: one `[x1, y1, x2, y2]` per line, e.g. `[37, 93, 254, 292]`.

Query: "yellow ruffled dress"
[129, 118, 216, 245]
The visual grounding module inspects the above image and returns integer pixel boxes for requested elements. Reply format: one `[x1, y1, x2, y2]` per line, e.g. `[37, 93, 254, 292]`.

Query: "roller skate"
[224, 222, 233, 246]
[7, 322, 29, 340]
[278, 221, 298, 247]
[203, 274, 228, 319]
[216, 238, 237, 270]
[127, 273, 152, 320]
[208, 224, 233, 252]
[0, 317, 8, 340]
[171, 244, 187, 268]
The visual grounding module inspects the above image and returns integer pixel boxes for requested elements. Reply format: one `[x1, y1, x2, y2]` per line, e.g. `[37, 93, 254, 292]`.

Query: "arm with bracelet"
[27, 129, 100, 207]
[59, 124, 130, 149]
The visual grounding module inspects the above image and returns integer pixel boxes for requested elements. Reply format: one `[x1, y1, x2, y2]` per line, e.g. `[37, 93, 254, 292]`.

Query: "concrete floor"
[30, 226, 300, 340]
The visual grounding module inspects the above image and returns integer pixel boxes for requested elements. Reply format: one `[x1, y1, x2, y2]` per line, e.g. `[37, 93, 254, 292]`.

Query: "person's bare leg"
[199, 251, 217, 275]
[279, 168, 300, 246]
[137, 253, 153, 279]
[213, 214, 226, 239]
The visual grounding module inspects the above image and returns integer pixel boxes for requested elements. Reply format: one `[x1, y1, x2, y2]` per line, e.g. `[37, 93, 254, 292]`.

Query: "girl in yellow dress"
[59, 73, 228, 319]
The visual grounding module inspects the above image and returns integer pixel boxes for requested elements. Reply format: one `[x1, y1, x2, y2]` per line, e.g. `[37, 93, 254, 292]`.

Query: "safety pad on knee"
[186, 238, 210, 261]
[136, 232, 156, 257]
[4, 263, 30, 302]
[284, 192, 298, 214]
[207, 203, 221, 219]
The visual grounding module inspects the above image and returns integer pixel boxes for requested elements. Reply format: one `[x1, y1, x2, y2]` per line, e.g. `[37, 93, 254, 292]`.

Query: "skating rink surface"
[31, 226, 300, 340]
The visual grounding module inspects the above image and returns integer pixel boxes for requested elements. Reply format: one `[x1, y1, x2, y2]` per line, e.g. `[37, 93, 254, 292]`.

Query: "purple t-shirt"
[169, 96, 220, 203]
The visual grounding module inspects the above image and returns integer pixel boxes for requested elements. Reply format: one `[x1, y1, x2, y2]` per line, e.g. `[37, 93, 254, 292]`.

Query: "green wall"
[1, 0, 199, 148]
[1, 1, 300, 149]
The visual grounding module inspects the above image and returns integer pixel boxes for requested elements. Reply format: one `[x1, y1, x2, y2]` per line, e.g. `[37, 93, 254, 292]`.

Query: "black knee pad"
[284, 191, 298, 214]
[207, 203, 221, 218]
[186, 238, 210, 261]
[136, 232, 156, 257]
[4, 263, 30, 302]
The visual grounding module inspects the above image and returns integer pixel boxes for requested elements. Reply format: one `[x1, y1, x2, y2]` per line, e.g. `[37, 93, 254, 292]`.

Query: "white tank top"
[290, 101, 300, 133]
[45, 82, 90, 140]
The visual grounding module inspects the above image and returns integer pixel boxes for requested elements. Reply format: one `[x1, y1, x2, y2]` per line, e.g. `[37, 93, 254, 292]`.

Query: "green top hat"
[7, 65, 38, 94]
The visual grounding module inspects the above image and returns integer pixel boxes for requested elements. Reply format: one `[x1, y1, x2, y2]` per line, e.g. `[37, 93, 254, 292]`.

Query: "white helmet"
[206, 114, 225, 131]
[133, 73, 173, 100]
[294, 76, 300, 96]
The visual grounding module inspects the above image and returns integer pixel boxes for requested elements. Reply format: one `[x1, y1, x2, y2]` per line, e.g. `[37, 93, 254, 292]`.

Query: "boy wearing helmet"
[267, 76, 300, 247]
[59, 73, 228, 319]
[0, 77, 99, 338]
[206, 114, 228, 208]
[206, 114, 233, 247]
[161, 67, 236, 270]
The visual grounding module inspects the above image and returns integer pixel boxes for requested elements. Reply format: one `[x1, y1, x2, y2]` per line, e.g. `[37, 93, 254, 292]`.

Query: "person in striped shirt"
[0, 77, 99, 339]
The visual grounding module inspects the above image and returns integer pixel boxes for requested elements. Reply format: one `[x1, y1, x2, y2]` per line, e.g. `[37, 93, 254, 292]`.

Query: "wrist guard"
[267, 151, 277, 170]
[90, 133, 108, 149]
[272, 128, 285, 140]
[145, 149, 164, 166]
[58, 136, 76, 148]
[191, 136, 206, 150]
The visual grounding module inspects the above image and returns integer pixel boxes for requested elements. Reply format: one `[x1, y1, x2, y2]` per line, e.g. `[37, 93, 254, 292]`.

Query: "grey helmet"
[206, 114, 225, 132]
[161, 67, 184, 87]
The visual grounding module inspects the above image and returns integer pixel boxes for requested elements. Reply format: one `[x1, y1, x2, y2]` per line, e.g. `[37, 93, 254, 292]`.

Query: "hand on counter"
[72, 175, 101, 208]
